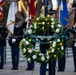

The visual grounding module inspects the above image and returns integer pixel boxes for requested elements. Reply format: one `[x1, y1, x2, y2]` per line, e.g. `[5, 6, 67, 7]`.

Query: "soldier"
[56, 0, 75, 72]
[0, 19, 8, 69]
[69, 1, 76, 71]
[8, 18, 23, 70]
[40, 42, 56, 75]
[39, 12, 56, 75]
[69, 24, 76, 72]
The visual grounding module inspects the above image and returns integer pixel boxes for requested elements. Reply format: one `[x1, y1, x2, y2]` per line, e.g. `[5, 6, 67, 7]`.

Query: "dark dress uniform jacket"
[9, 25, 23, 47]
[0, 26, 8, 46]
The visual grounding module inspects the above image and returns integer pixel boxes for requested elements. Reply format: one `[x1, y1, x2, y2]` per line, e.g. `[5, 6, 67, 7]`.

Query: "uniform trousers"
[40, 60, 56, 75]
[27, 60, 34, 69]
[72, 40, 76, 71]
[11, 47, 19, 69]
[58, 51, 66, 71]
[0, 46, 4, 68]
[40, 43, 56, 75]
[58, 44, 67, 71]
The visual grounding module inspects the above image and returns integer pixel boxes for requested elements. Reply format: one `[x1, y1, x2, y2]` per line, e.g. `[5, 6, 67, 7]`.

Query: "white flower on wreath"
[27, 29, 32, 34]
[23, 48, 26, 53]
[51, 24, 54, 28]
[22, 38, 25, 42]
[51, 48, 55, 53]
[32, 55, 37, 59]
[39, 53, 43, 56]
[58, 24, 61, 27]
[41, 56, 45, 61]
[25, 41, 29, 45]
[51, 18, 54, 21]
[34, 24, 37, 29]
[61, 46, 64, 50]
[42, 22, 45, 25]
[57, 39, 60, 42]
[28, 49, 32, 53]
[46, 55, 50, 59]
[36, 18, 39, 21]
[52, 41, 56, 47]
[55, 28, 60, 33]
[28, 58, 31, 62]
[51, 22, 55, 25]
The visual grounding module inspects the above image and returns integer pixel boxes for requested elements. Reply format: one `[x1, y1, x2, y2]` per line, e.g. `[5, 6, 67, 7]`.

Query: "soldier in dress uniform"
[56, 0, 75, 72]
[38, 27, 56, 75]
[0, 19, 8, 69]
[69, 24, 76, 72]
[40, 42, 56, 75]
[68, 6, 76, 71]
[38, 0, 56, 74]
[8, 18, 23, 70]
[38, 12, 56, 75]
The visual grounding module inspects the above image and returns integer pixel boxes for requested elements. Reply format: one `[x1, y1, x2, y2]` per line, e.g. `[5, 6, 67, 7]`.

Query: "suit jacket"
[0, 26, 8, 46]
[9, 25, 23, 47]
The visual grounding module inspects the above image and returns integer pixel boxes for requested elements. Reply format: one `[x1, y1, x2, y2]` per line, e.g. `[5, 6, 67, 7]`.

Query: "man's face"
[15, 21, 19, 25]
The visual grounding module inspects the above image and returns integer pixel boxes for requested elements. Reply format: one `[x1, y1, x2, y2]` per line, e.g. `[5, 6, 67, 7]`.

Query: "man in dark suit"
[8, 18, 23, 70]
[0, 19, 8, 69]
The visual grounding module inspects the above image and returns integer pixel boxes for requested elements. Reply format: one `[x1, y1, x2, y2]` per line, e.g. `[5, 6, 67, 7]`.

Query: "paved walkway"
[0, 56, 76, 75]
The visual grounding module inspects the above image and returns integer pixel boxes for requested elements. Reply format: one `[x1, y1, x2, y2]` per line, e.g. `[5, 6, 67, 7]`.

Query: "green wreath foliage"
[19, 15, 65, 63]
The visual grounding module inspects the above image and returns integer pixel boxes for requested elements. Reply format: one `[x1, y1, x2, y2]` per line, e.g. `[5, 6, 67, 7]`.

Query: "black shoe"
[0, 67, 3, 69]
[74, 70, 76, 72]
[57, 69, 64, 72]
[11, 68, 14, 70]
[11, 68, 18, 70]
[26, 68, 34, 70]
[15, 68, 18, 70]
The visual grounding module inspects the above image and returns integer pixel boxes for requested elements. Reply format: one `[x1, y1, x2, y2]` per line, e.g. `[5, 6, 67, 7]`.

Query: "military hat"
[48, 9, 56, 15]
[15, 17, 20, 22]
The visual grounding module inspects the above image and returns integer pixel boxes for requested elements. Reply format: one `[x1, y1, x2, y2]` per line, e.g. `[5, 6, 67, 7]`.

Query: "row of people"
[0, 2, 76, 75]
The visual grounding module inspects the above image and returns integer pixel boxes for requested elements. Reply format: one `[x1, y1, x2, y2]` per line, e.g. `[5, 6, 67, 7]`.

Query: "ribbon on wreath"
[24, 34, 68, 44]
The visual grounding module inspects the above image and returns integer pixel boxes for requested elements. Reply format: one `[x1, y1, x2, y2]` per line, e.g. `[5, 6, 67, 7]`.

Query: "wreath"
[19, 15, 66, 63]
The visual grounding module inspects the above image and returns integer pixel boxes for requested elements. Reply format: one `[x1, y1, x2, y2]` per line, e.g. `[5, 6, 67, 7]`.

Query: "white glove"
[12, 38, 16, 43]
[74, 42, 76, 47]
